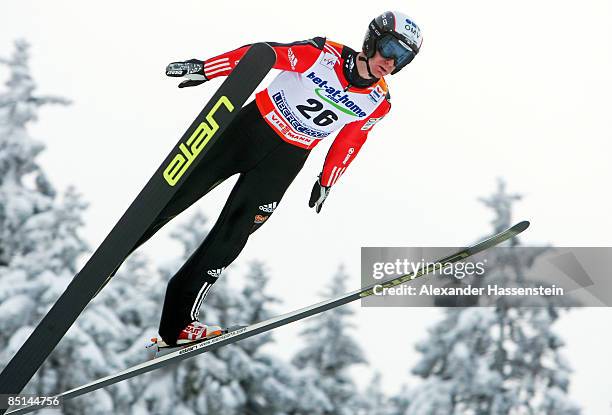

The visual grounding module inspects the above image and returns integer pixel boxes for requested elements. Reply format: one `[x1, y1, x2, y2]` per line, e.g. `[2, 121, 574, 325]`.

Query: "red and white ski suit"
[202, 37, 391, 187]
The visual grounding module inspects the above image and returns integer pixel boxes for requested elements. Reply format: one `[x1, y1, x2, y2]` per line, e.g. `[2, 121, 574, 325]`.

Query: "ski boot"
[147, 321, 224, 357]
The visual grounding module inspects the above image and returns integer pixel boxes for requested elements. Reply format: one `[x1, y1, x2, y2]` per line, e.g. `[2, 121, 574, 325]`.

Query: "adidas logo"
[259, 202, 278, 213]
[207, 268, 225, 278]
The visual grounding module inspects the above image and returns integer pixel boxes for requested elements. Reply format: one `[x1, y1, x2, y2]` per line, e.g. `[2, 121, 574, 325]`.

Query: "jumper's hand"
[308, 174, 331, 214]
[166, 59, 208, 88]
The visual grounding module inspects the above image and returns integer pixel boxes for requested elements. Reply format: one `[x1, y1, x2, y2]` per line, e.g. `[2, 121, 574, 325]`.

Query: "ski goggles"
[377, 35, 417, 70]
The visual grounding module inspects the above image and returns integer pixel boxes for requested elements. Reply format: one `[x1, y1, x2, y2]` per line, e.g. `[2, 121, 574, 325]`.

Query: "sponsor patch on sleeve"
[288, 48, 298, 70]
[319, 53, 338, 70]
[361, 117, 383, 131]
[368, 85, 385, 103]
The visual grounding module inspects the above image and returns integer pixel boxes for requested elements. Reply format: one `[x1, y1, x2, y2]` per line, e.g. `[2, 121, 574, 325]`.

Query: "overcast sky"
[2, 0, 611, 412]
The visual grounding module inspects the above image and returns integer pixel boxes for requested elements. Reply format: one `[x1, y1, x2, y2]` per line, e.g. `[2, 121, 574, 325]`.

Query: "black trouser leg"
[105, 103, 260, 281]
[159, 140, 309, 344]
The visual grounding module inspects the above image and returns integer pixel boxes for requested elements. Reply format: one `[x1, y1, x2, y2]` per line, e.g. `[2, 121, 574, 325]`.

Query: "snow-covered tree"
[292, 266, 367, 415]
[232, 260, 291, 414]
[354, 372, 393, 415]
[386, 384, 413, 415]
[87, 251, 161, 414]
[406, 179, 581, 415]
[0, 39, 121, 414]
[0, 39, 73, 268]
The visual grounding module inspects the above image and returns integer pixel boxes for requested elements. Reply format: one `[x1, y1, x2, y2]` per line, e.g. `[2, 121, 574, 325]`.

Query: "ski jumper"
[139, 37, 391, 344]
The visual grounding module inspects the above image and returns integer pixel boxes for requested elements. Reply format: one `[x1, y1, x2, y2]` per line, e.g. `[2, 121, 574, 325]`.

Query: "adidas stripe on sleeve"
[202, 38, 326, 80]
[320, 97, 391, 187]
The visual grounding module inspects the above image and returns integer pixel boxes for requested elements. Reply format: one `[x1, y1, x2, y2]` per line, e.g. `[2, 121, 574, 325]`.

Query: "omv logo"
[404, 18, 421, 39]
[307, 72, 367, 117]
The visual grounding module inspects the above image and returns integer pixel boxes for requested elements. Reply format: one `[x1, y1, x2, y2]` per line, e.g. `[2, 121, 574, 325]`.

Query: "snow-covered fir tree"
[0, 39, 122, 414]
[406, 179, 581, 415]
[354, 372, 393, 415]
[292, 266, 367, 415]
[385, 383, 413, 415]
[91, 251, 160, 414]
[231, 260, 291, 414]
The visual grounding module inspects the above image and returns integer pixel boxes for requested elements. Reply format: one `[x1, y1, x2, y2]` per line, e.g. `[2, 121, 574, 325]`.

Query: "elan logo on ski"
[163, 96, 235, 186]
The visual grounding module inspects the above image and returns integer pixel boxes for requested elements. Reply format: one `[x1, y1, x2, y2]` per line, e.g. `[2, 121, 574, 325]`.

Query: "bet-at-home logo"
[163, 96, 234, 186]
[306, 72, 367, 117]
